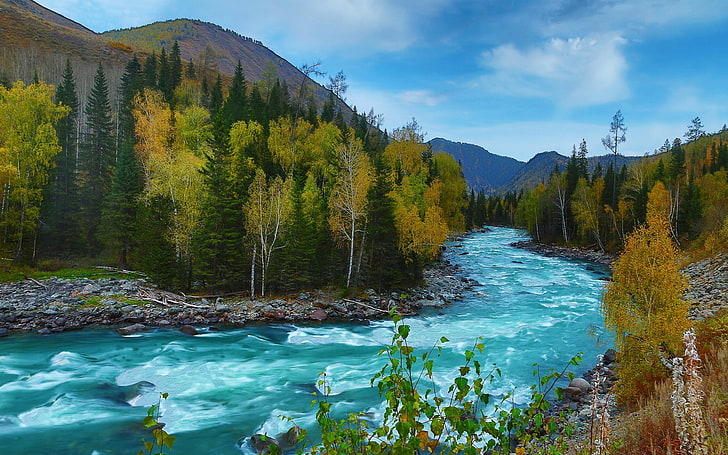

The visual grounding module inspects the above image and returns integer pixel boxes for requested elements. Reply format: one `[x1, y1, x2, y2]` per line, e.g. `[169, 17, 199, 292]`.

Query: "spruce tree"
[169, 41, 182, 91]
[99, 56, 144, 267]
[158, 47, 172, 103]
[143, 52, 157, 88]
[79, 62, 115, 256]
[99, 144, 142, 267]
[209, 73, 224, 115]
[41, 59, 81, 256]
[222, 61, 248, 126]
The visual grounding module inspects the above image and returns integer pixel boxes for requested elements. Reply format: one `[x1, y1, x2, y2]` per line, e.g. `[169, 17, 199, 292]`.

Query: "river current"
[0, 227, 610, 454]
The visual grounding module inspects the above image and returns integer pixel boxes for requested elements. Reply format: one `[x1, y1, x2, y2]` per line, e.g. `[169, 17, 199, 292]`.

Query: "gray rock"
[569, 377, 591, 393]
[0, 327, 8, 337]
[117, 323, 146, 335]
[37, 327, 51, 335]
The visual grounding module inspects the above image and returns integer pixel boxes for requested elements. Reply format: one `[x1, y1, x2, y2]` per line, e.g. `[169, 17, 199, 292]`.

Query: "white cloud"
[478, 34, 629, 107]
[191, 0, 452, 58]
[395, 90, 447, 107]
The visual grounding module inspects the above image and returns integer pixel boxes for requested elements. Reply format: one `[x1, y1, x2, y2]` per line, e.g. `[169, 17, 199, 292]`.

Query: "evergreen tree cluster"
[478, 127, 728, 254]
[1, 43, 468, 295]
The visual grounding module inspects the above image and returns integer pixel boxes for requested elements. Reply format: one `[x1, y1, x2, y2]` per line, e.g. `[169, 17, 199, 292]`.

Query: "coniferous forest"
[0, 42, 469, 294]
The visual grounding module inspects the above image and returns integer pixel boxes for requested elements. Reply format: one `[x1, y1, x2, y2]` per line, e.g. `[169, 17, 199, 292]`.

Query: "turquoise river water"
[0, 227, 611, 454]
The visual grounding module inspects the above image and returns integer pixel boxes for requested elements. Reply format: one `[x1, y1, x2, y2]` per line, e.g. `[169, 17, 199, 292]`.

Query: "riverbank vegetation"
[0, 43, 468, 295]
[471, 116, 728, 262]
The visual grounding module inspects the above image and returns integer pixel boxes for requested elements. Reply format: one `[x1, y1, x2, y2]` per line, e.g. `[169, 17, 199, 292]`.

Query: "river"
[0, 227, 610, 454]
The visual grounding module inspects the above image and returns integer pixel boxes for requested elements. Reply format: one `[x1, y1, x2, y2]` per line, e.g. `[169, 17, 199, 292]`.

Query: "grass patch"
[78, 294, 148, 309]
[0, 264, 145, 283]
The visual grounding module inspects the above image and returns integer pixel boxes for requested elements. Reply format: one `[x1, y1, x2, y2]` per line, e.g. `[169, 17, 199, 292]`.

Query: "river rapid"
[0, 227, 610, 454]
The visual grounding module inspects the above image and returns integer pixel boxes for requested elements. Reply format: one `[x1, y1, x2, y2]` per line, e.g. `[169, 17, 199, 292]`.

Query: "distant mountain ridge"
[430, 138, 642, 194]
[428, 138, 523, 193]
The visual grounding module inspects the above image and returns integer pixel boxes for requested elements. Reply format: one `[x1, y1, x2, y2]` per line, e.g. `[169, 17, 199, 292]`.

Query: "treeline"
[475, 119, 728, 255]
[0, 42, 468, 294]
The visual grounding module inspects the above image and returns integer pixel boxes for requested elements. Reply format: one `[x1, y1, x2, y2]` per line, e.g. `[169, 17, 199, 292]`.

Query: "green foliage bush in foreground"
[139, 316, 582, 454]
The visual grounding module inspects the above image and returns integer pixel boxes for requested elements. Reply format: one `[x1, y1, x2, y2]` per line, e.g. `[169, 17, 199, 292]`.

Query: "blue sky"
[40, 0, 728, 162]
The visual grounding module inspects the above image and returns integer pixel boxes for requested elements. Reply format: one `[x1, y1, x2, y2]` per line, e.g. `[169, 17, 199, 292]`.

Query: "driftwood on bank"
[342, 298, 414, 316]
[136, 288, 210, 309]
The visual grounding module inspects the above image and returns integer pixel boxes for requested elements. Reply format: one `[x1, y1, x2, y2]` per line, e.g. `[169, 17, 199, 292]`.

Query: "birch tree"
[244, 169, 292, 296]
[0, 81, 68, 261]
[328, 130, 373, 288]
[133, 90, 205, 268]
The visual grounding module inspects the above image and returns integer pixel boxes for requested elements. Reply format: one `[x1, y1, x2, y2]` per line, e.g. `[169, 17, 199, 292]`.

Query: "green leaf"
[431, 416, 445, 436]
[440, 336, 449, 343]
[397, 324, 410, 339]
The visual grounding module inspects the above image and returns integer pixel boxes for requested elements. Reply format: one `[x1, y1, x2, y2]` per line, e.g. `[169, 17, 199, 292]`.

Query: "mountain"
[428, 138, 524, 194]
[497, 151, 643, 194]
[496, 151, 565, 194]
[0, 0, 343, 113]
[101, 19, 340, 108]
[430, 136, 643, 195]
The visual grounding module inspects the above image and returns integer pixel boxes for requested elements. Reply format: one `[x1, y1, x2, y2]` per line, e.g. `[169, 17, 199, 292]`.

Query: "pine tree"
[143, 52, 158, 88]
[222, 61, 248, 126]
[169, 41, 182, 91]
[192, 144, 246, 291]
[41, 59, 81, 256]
[158, 47, 172, 103]
[79, 62, 115, 256]
[99, 56, 144, 267]
[270, 172, 317, 292]
[209, 73, 223, 115]
[99, 143, 142, 267]
[135, 195, 180, 289]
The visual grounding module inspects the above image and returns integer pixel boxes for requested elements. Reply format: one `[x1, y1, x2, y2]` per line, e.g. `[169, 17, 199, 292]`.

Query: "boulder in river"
[276, 425, 301, 450]
[116, 323, 146, 335]
[180, 325, 198, 335]
[249, 434, 280, 454]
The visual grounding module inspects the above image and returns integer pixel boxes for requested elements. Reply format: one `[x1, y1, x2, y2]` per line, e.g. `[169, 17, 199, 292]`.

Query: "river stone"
[569, 377, 591, 393]
[117, 323, 146, 335]
[37, 327, 51, 335]
[603, 349, 617, 365]
[180, 325, 198, 335]
[0, 327, 8, 337]
[309, 309, 327, 321]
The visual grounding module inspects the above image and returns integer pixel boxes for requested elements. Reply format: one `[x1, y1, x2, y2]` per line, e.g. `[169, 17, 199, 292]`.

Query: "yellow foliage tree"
[383, 120, 428, 177]
[431, 152, 468, 232]
[603, 181, 690, 405]
[572, 177, 605, 251]
[133, 89, 204, 265]
[390, 175, 448, 262]
[328, 130, 373, 287]
[0, 81, 69, 260]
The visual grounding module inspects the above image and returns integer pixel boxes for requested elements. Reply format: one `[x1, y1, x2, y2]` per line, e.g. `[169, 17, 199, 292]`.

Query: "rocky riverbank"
[510, 240, 614, 265]
[0, 259, 478, 337]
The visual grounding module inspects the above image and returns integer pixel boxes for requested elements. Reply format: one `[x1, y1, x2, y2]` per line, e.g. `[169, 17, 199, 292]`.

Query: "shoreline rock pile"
[0, 259, 477, 337]
[683, 253, 728, 320]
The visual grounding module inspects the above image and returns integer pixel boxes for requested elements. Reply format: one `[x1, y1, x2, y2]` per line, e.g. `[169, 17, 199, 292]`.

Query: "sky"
[39, 0, 728, 162]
